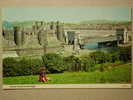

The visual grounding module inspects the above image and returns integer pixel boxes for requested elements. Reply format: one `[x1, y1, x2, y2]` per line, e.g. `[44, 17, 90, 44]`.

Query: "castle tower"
[56, 21, 65, 42]
[13, 26, 25, 47]
[37, 23, 48, 53]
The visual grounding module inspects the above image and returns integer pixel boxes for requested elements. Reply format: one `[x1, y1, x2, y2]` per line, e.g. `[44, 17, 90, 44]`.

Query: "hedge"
[42, 53, 66, 73]
[3, 46, 131, 76]
[3, 57, 43, 77]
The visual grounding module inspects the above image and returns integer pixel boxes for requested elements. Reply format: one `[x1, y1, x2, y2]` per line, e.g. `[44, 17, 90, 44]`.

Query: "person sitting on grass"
[39, 67, 50, 82]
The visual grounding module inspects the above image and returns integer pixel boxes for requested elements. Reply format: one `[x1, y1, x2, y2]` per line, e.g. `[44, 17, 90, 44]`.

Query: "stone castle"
[2, 21, 132, 57]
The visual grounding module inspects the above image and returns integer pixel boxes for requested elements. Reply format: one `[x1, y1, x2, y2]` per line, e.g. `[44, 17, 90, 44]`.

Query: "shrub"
[3, 57, 43, 77]
[64, 55, 81, 72]
[80, 55, 95, 72]
[29, 58, 43, 75]
[89, 50, 112, 64]
[118, 46, 131, 62]
[18, 58, 43, 75]
[109, 46, 131, 62]
[3, 57, 18, 77]
[111, 53, 120, 62]
[42, 53, 65, 73]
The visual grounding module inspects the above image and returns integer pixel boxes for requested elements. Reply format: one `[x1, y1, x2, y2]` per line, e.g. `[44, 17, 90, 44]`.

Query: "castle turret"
[13, 26, 25, 46]
[37, 23, 48, 53]
[56, 21, 65, 42]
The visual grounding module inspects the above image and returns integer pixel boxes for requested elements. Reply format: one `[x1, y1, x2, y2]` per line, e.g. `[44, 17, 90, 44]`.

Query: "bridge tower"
[116, 28, 124, 44]
[116, 28, 130, 44]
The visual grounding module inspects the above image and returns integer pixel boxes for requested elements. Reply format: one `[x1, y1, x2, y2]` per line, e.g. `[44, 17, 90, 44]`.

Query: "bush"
[118, 46, 131, 62]
[42, 53, 65, 73]
[3, 57, 43, 77]
[110, 52, 120, 63]
[89, 50, 112, 64]
[64, 55, 81, 72]
[4, 46, 131, 77]
[29, 58, 43, 75]
[18, 58, 43, 76]
[3, 57, 18, 77]
[80, 55, 95, 72]
[109, 46, 131, 62]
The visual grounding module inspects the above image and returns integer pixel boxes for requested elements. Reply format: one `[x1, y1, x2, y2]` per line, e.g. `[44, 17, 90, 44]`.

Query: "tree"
[80, 55, 95, 72]
[42, 53, 65, 73]
[89, 51, 111, 64]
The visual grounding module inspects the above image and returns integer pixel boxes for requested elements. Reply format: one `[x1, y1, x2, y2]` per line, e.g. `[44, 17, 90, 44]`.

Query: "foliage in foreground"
[3, 63, 131, 84]
[3, 57, 43, 77]
[3, 46, 131, 76]
[42, 53, 65, 73]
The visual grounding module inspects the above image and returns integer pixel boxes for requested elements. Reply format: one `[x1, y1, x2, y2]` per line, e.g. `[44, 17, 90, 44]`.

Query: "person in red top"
[39, 67, 49, 82]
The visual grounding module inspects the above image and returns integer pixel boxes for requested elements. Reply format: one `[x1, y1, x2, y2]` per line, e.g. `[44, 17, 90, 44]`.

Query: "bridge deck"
[81, 36, 117, 44]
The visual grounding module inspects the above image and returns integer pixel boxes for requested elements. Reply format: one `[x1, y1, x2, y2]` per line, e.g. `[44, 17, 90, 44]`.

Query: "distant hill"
[80, 20, 131, 25]
[3, 20, 131, 29]
[2, 21, 34, 28]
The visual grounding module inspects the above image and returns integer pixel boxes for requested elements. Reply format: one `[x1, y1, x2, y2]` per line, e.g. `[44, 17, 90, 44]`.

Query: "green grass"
[3, 63, 131, 84]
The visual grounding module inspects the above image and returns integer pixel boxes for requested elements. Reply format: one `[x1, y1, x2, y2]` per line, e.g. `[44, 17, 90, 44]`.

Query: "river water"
[83, 42, 114, 52]
[83, 42, 98, 50]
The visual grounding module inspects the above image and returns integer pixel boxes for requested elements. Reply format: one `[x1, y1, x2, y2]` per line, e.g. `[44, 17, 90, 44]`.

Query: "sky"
[3, 7, 131, 23]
